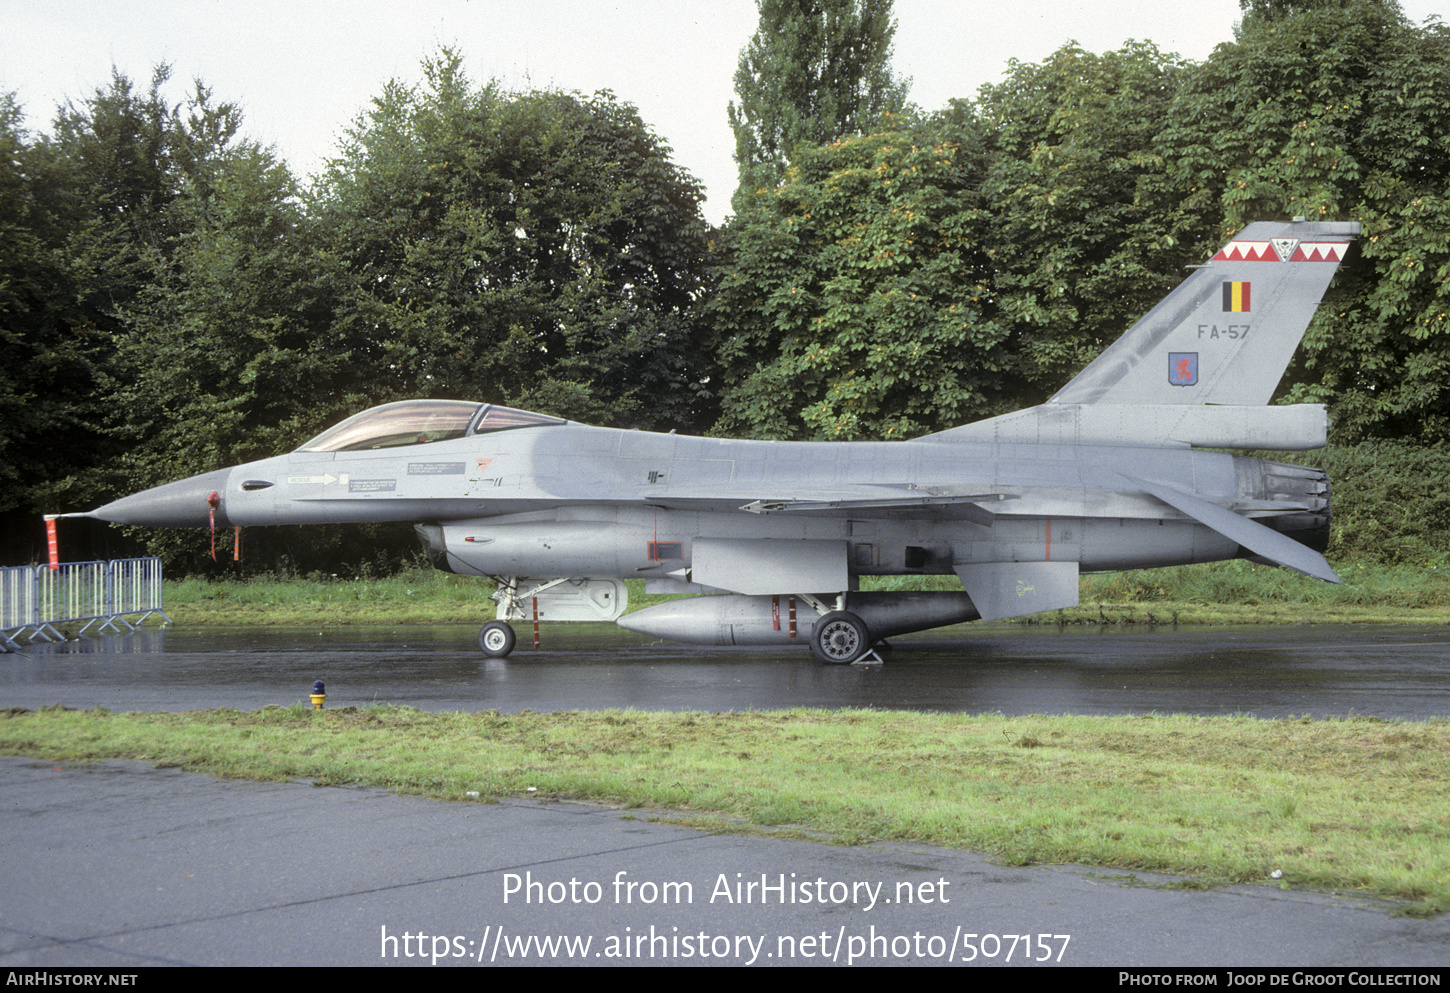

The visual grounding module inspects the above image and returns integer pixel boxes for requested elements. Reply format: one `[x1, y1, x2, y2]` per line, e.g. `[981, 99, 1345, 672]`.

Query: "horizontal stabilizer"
[1127, 476, 1341, 584]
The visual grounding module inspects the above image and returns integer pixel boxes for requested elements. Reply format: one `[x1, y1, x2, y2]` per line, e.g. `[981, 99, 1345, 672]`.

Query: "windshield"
[296, 400, 565, 452]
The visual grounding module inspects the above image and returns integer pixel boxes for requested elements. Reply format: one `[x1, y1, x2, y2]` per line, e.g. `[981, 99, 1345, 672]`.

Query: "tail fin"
[918, 218, 1359, 448]
[1049, 219, 1359, 407]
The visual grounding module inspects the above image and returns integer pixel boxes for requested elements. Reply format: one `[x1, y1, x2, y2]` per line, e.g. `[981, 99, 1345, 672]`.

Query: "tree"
[108, 141, 330, 484]
[0, 92, 113, 540]
[709, 116, 1007, 440]
[974, 41, 1198, 398]
[19, 66, 273, 506]
[728, 0, 909, 213]
[312, 53, 716, 431]
[0, 68, 252, 520]
[1237, 0, 1368, 24]
[1157, 0, 1450, 442]
[0, 68, 323, 565]
[708, 41, 1195, 441]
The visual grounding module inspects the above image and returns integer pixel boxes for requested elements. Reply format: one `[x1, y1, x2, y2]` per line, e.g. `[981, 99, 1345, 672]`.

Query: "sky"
[3, 0, 1445, 226]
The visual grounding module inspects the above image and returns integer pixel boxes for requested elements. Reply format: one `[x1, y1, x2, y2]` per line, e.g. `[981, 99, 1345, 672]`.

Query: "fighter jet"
[86, 218, 1357, 663]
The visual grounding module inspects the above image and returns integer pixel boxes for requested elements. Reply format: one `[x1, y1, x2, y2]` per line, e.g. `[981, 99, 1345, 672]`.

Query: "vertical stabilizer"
[1049, 219, 1359, 407]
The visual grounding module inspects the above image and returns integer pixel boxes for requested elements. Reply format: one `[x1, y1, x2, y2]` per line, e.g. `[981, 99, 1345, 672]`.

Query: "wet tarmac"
[4, 622, 1449, 719]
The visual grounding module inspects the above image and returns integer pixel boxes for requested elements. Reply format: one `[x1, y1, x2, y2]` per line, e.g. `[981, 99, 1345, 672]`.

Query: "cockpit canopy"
[296, 400, 565, 452]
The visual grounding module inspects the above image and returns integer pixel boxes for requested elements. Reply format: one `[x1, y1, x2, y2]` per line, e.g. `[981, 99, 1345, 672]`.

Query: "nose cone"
[88, 468, 234, 527]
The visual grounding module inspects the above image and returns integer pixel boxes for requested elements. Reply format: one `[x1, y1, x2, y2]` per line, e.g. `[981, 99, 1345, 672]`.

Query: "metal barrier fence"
[1, 558, 170, 651]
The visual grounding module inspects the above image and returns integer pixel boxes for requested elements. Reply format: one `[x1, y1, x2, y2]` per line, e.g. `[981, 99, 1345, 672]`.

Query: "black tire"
[479, 621, 517, 658]
[810, 611, 869, 664]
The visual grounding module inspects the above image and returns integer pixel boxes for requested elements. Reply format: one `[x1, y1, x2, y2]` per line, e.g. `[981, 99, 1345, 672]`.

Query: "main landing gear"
[809, 610, 872, 664]
[796, 593, 878, 664]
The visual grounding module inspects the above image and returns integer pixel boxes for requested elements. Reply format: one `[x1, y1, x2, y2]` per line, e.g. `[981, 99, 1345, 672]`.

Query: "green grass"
[154, 559, 1450, 628]
[5, 705, 1448, 915]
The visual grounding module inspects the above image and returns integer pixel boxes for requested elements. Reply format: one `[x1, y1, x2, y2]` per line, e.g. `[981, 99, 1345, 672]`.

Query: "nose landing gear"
[479, 620, 516, 657]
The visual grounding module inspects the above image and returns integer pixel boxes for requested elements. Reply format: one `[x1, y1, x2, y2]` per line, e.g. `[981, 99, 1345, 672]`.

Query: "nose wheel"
[810, 611, 869, 664]
[479, 621, 517, 657]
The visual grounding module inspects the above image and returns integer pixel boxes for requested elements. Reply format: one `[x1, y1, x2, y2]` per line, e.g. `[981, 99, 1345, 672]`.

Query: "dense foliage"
[1313, 440, 1450, 565]
[711, 121, 1004, 440]
[313, 54, 716, 432]
[713, 1, 1450, 445]
[1164, 0, 1450, 443]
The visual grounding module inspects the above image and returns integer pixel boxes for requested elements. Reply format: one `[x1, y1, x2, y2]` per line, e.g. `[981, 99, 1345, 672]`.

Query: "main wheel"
[479, 621, 517, 658]
[810, 611, 869, 664]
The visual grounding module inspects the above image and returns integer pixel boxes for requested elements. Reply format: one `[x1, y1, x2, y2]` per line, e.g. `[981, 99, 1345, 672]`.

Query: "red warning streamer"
[44, 516, 59, 570]
[207, 491, 220, 562]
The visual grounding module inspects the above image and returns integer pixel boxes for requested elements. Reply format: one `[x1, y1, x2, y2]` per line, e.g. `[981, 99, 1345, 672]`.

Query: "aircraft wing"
[1126, 475, 1342, 584]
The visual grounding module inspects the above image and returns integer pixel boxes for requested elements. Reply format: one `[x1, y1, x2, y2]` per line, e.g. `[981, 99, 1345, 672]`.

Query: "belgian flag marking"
[1222, 281, 1251, 312]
